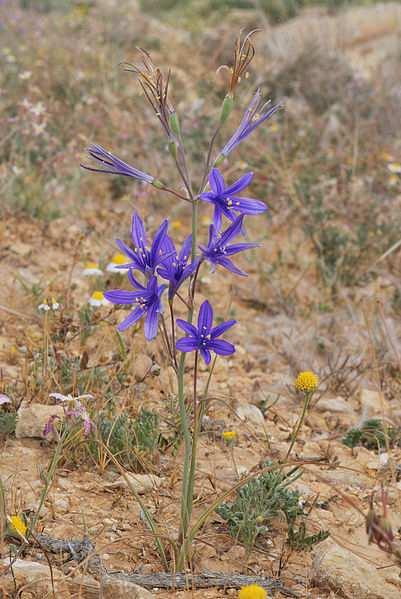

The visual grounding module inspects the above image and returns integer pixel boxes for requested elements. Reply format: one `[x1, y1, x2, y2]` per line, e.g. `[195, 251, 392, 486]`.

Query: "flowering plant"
[81, 32, 280, 569]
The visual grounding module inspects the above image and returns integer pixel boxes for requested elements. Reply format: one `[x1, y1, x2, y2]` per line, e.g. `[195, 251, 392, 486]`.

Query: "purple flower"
[158, 234, 199, 299]
[105, 273, 166, 340]
[115, 213, 174, 276]
[200, 215, 259, 276]
[0, 394, 11, 407]
[43, 415, 59, 437]
[81, 144, 155, 184]
[176, 300, 236, 365]
[217, 89, 281, 159]
[199, 168, 267, 230]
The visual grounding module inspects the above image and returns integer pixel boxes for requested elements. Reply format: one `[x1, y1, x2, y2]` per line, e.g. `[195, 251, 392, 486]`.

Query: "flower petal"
[176, 337, 200, 352]
[200, 348, 212, 364]
[179, 234, 192, 263]
[197, 300, 213, 332]
[231, 196, 267, 214]
[144, 301, 159, 340]
[117, 306, 145, 332]
[216, 256, 248, 276]
[219, 216, 244, 245]
[209, 168, 225, 194]
[128, 270, 146, 290]
[223, 172, 253, 196]
[115, 239, 139, 263]
[210, 319, 236, 339]
[225, 242, 260, 256]
[150, 219, 169, 265]
[176, 319, 198, 337]
[104, 289, 145, 305]
[208, 339, 235, 356]
[131, 212, 147, 251]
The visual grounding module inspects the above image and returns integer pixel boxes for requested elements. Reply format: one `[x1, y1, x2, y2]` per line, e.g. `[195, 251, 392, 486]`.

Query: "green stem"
[286, 392, 312, 460]
[176, 194, 199, 569]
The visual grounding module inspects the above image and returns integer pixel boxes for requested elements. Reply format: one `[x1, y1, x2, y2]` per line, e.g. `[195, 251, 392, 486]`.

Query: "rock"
[312, 541, 401, 598]
[0, 559, 66, 594]
[105, 473, 163, 494]
[316, 397, 352, 414]
[15, 403, 64, 439]
[133, 354, 152, 381]
[101, 576, 154, 598]
[359, 388, 385, 415]
[236, 404, 265, 426]
[12, 242, 32, 257]
[159, 366, 178, 395]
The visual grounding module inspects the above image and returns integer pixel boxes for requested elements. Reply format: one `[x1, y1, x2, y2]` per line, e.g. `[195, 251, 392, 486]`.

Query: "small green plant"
[216, 467, 302, 548]
[90, 409, 161, 471]
[287, 520, 329, 550]
[342, 418, 400, 451]
[0, 413, 17, 437]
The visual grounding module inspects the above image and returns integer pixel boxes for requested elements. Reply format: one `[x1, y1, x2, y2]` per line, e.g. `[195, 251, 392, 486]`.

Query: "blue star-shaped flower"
[199, 168, 266, 231]
[176, 300, 236, 364]
[200, 215, 259, 276]
[105, 273, 166, 340]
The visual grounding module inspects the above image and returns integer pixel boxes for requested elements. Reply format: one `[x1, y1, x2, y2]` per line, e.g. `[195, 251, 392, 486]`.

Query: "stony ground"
[2, 1, 401, 598]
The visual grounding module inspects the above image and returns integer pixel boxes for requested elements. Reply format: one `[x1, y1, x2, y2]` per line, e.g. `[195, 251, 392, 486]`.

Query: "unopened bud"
[220, 94, 234, 125]
[168, 140, 178, 160]
[152, 179, 164, 189]
[169, 112, 181, 138]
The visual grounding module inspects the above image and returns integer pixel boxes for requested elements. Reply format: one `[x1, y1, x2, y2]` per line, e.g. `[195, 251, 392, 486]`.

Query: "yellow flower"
[222, 431, 237, 443]
[83, 261, 103, 276]
[294, 371, 319, 394]
[9, 515, 27, 538]
[106, 253, 130, 272]
[89, 291, 110, 307]
[238, 584, 268, 599]
[387, 162, 401, 174]
[171, 220, 183, 230]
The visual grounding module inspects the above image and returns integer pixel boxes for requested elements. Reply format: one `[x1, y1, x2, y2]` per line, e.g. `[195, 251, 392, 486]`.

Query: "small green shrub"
[0, 413, 17, 437]
[90, 409, 161, 471]
[342, 418, 400, 451]
[216, 467, 302, 548]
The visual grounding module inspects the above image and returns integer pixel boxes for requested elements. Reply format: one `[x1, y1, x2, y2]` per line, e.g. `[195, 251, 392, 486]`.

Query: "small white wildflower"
[30, 102, 46, 117]
[106, 253, 130, 273]
[49, 392, 93, 402]
[83, 261, 103, 276]
[19, 71, 32, 80]
[38, 298, 60, 312]
[387, 162, 401, 174]
[88, 291, 110, 307]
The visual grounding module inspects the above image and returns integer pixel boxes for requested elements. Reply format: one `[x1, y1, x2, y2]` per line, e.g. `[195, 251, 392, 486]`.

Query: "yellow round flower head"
[222, 430, 237, 443]
[295, 371, 319, 394]
[111, 253, 129, 265]
[9, 514, 27, 538]
[238, 584, 268, 599]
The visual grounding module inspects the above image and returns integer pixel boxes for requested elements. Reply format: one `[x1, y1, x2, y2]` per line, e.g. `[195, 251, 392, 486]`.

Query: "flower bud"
[220, 94, 234, 125]
[152, 179, 165, 189]
[168, 140, 178, 161]
[169, 112, 181, 138]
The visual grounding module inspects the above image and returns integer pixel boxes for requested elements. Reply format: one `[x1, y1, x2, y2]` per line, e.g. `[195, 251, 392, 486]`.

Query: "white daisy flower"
[83, 261, 103, 276]
[106, 253, 130, 273]
[387, 162, 401, 174]
[88, 290, 110, 307]
[38, 298, 60, 312]
[49, 392, 93, 402]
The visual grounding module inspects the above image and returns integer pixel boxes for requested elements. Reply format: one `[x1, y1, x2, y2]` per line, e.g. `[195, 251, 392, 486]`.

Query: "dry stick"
[0, 303, 39, 322]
